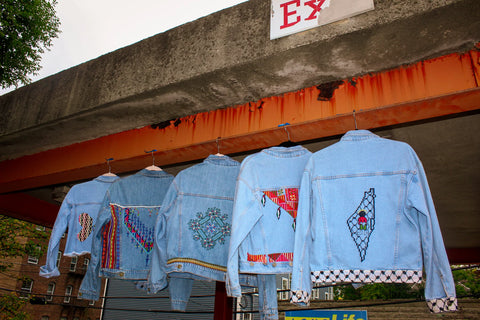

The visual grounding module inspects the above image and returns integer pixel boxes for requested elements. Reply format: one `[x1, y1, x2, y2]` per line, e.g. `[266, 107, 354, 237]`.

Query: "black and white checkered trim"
[427, 297, 458, 313]
[290, 290, 311, 306]
[311, 269, 422, 283]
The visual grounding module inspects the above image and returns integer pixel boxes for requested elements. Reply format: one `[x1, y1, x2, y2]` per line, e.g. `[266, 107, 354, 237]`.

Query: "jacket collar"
[341, 130, 379, 141]
[204, 154, 240, 166]
[262, 145, 310, 158]
[138, 168, 172, 178]
[94, 174, 119, 183]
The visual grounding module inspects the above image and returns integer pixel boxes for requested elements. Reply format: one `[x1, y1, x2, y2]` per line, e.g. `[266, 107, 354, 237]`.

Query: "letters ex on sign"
[270, 0, 375, 39]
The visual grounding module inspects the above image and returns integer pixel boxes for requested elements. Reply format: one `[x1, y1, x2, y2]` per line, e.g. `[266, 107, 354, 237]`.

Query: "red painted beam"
[447, 247, 480, 264]
[0, 193, 59, 227]
[214, 281, 233, 320]
[0, 49, 479, 194]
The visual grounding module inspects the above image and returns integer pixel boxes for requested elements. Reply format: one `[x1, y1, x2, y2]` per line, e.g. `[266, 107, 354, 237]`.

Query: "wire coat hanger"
[215, 137, 224, 156]
[278, 123, 298, 147]
[145, 150, 162, 171]
[353, 110, 358, 130]
[102, 158, 117, 176]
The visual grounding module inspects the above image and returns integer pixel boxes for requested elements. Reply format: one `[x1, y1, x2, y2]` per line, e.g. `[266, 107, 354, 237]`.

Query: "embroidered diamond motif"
[347, 188, 376, 261]
[311, 269, 423, 284]
[77, 212, 93, 242]
[123, 207, 157, 253]
[188, 207, 231, 250]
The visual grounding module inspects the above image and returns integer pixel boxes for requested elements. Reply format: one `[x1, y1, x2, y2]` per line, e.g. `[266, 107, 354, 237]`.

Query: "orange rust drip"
[0, 50, 479, 194]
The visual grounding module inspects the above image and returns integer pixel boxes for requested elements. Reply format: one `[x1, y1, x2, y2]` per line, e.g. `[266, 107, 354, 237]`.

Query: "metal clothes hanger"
[145, 150, 162, 171]
[353, 110, 358, 130]
[278, 123, 298, 147]
[215, 137, 224, 156]
[102, 158, 118, 177]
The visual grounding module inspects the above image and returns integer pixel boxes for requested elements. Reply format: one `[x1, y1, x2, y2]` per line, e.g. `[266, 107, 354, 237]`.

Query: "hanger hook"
[144, 150, 157, 166]
[353, 110, 358, 130]
[216, 137, 221, 154]
[105, 158, 114, 173]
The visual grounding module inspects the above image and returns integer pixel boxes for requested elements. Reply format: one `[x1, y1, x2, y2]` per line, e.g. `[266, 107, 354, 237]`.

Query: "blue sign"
[285, 310, 367, 320]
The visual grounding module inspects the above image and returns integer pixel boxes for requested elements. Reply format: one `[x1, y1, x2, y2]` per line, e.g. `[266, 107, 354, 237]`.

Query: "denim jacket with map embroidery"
[78, 169, 173, 300]
[39, 174, 119, 278]
[290, 130, 457, 313]
[226, 146, 312, 319]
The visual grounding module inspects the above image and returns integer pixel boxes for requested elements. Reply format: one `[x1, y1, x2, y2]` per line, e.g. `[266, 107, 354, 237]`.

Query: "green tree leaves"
[0, 0, 60, 89]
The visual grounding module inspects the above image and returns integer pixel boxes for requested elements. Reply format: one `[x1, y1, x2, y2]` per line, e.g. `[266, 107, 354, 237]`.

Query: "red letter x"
[304, 0, 327, 21]
[280, 0, 301, 29]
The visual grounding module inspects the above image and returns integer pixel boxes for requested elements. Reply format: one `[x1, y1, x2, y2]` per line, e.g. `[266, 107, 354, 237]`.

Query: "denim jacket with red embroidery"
[78, 169, 173, 301]
[39, 174, 119, 278]
[226, 146, 312, 318]
[290, 130, 457, 313]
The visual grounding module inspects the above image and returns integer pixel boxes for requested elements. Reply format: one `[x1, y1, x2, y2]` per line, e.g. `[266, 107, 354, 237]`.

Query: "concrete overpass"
[0, 0, 479, 262]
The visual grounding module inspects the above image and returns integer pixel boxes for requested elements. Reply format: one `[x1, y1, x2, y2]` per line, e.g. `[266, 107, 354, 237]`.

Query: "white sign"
[270, 0, 374, 39]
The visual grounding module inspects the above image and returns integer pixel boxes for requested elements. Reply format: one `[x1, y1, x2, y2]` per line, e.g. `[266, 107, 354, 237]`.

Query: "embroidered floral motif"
[347, 188, 376, 261]
[262, 188, 299, 231]
[77, 212, 93, 242]
[188, 207, 231, 250]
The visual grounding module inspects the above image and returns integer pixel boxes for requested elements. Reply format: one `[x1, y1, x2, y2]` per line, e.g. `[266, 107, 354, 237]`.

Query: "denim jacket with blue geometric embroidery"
[148, 155, 242, 311]
[290, 130, 457, 313]
[39, 174, 119, 278]
[78, 169, 173, 301]
[226, 146, 312, 319]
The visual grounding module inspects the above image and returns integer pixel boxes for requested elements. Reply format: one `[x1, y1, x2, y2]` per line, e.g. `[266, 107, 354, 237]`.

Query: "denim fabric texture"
[39, 174, 119, 278]
[78, 169, 173, 300]
[290, 130, 457, 313]
[149, 155, 241, 309]
[227, 146, 312, 319]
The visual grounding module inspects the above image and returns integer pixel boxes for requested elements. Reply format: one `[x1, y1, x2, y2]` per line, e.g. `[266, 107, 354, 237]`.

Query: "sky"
[1, 0, 247, 95]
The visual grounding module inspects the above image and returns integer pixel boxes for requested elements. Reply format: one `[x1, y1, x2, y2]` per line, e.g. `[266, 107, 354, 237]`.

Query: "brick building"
[14, 227, 105, 320]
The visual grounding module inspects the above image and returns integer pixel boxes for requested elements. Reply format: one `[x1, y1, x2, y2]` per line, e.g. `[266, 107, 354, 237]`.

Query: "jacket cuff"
[426, 297, 458, 313]
[39, 266, 60, 278]
[290, 290, 310, 306]
[77, 290, 100, 301]
[146, 279, 168, 294]
[171, 298, 188, 312]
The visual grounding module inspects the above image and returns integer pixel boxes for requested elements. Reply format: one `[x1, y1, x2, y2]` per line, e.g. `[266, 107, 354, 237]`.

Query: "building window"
[278, 276, 290, 301]
[56, 251, 62, 267]
[73, 317, 80, 320]
[70, 256, 78, 272]
[89, 300, 95, 306]
[20, 278, 33, 298]
[312, 287, 320, 300]
[41, 316, 49, 320]
[64, 285, 73, 303]
[27, 245, 42, 264]
[60, 317, 67, 320]
[83, 258, 90, 269]
[46, 282, 55, 301]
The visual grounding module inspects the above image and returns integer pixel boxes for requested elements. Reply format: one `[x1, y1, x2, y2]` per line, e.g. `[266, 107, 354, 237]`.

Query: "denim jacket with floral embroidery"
[290, 130, 457, 313]
[226, 146, 312, 319]
[39, 174, 119, 278]
[78, 169, 173, 300]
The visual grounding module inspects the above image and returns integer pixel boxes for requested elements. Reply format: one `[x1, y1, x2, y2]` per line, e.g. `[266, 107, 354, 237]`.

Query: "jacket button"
[118, 272, 125, 277]
[272, 262, 277, 267]
[177, 264, 182, 269]
[289, 262, 293, 267]
[250, 262, 254, 266]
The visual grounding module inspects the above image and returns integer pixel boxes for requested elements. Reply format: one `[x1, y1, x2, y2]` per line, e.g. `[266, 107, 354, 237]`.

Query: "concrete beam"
[0, 0, 479, 161]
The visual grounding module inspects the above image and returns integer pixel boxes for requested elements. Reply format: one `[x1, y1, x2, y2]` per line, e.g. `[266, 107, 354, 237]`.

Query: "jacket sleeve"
[290, 158, 314, 306]
[148, 181, 179, 293]
[407, 151, 457, 313]
[39, 191, 74, 278]
[226, 177, 262, 298]
[78, 190, 112, 301]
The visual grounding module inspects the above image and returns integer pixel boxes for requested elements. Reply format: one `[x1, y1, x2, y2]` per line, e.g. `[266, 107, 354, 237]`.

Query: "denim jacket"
[39, 174, 119, 278]
[149, 155, 240, 309]
[227, 146, 312, 319]
[78, 169, 174, 300]
[290, 130, 457, 313]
